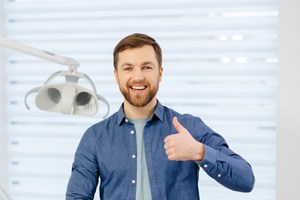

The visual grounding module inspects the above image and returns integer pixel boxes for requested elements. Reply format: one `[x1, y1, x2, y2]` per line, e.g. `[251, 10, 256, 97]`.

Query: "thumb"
[173, 117, 188, 134]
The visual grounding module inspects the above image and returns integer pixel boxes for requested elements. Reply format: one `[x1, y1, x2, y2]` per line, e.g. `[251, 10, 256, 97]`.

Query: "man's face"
[114, 45, 163, 107]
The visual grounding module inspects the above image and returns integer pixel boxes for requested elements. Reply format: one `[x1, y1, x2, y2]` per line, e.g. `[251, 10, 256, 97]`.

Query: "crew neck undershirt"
[129, 118, 152, 200]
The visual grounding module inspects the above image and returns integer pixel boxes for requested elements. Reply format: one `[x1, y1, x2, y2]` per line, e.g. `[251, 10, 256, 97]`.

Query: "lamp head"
[35, 82, 99, 116]
[25, 70, 110, 118]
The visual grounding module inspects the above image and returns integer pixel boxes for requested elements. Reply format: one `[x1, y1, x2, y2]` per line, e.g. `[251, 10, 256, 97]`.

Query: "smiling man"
[66, 33, 255, 200]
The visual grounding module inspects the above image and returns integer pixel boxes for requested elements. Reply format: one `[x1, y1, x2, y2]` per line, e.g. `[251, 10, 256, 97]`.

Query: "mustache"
[127, 80, 149, 87]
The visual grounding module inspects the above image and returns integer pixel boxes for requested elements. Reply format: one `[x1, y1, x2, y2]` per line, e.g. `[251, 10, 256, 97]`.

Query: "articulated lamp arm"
[0, 36, 79, 72]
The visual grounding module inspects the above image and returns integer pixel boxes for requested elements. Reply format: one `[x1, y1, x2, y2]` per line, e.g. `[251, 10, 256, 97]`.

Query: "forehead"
[117, 45, 158, 65]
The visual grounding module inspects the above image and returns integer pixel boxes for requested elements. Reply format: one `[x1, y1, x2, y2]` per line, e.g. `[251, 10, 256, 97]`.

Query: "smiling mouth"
[130, 86, 147, 90]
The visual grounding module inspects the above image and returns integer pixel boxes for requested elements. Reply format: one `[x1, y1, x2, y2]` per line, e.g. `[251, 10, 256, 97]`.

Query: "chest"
[96, 124, 174, 178]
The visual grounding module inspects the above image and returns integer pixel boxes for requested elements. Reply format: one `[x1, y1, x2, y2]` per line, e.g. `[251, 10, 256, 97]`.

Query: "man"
[66, 33, 255, 200]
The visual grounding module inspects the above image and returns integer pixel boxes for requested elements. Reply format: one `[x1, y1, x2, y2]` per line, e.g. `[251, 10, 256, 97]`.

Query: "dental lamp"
[0, 36, 110, 117]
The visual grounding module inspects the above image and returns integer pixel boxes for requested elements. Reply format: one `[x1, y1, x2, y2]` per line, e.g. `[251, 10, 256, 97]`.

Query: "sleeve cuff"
[196, 144, 219, 171]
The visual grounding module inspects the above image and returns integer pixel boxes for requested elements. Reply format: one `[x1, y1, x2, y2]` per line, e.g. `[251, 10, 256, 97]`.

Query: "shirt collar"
[117, 100, 164, 126]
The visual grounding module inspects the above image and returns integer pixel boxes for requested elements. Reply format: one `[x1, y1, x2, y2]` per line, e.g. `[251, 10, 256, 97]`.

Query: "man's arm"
[164, 117, 255, 192]
[197, 143, 255, 192]
[66, 128, 99, 199]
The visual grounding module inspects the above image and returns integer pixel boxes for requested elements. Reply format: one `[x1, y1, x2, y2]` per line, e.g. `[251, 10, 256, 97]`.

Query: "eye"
[123, 66, 133, 72]
[142, 66, 153, 70]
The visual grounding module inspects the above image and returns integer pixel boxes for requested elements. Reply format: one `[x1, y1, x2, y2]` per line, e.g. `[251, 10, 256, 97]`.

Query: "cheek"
[116, 75, 129, 87]
[152, 75, 162, 85]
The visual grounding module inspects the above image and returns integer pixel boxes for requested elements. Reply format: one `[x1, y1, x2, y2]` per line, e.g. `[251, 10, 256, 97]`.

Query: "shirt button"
[131, 180, 136, 184]
[132, 155, 136, 159]
[204, 164, 208, 168]
[218, 174, 221, 178]
[125, 119, 128, 122]
[130, 130, 135, 134]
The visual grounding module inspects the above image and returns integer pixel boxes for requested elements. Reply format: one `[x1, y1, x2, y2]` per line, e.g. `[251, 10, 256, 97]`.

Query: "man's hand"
[164, 117, 205, 161]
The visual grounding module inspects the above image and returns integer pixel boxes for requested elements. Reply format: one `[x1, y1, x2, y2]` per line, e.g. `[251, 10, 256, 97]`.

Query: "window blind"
[2, 0, 277, 199]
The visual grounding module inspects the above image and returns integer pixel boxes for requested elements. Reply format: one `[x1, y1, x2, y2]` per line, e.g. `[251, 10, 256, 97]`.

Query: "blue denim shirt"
[66, 101, 255, 200]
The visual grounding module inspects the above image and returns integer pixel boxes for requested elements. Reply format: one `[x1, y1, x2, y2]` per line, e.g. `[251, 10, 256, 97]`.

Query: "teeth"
[132, 86, 146, 90]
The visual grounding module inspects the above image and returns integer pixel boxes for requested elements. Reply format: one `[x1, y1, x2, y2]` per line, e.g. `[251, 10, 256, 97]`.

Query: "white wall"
[276, 1, 300, 200]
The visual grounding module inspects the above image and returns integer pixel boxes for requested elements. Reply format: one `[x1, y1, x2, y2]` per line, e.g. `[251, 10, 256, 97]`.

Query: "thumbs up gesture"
[164, 117, 205, 161]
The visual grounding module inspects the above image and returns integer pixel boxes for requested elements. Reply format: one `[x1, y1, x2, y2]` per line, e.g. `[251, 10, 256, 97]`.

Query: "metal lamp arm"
[0, 36, 80, 72]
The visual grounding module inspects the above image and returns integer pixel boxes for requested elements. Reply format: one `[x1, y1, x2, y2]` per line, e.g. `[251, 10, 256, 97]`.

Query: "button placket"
[129, 129, 136, 159]
[126, 122, 137, 186]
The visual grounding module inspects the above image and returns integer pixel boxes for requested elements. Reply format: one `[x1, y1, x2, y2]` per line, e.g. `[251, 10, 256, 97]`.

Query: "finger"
[173, 117, 188, 133]
[164, 142, 169, 150]
[164, 135, 171, 143]
[164, 134, 175, 143]
[168, 155, 174, 160]
[167, 153, 177, 160]
[165, 148, 173, 156]
[164, 140, 174, 149]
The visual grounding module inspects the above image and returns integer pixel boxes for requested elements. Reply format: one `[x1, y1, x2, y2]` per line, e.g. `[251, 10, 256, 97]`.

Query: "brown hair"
[113, 33, 162, 69]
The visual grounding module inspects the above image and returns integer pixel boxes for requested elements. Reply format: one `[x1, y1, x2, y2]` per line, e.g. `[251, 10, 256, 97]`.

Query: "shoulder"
[162, 104, 213, 137]
[162, 104, 203, 123]
[83, 111, 119, 140]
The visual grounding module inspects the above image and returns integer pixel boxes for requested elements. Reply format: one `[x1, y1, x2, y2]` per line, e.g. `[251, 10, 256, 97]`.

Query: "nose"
[132, 69, 145, 82]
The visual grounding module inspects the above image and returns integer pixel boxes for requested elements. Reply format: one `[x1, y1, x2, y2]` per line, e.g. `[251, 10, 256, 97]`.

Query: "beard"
[119, 80, 159, 107]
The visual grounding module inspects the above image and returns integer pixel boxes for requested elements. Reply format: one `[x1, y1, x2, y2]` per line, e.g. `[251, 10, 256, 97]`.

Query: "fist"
[164, 117, 204, 161]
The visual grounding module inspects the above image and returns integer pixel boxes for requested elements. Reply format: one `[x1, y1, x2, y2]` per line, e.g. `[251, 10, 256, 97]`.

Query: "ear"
[114, 69, 119, 85]
[159, 66, 163, 82]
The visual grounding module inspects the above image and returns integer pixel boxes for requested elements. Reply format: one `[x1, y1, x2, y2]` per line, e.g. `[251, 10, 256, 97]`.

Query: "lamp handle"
[24, 87, 41, 110]
[96, 93, 110, 119]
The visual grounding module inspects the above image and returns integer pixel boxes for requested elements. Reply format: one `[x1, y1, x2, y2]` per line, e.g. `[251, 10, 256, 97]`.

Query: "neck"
[123, 98, 157, 119]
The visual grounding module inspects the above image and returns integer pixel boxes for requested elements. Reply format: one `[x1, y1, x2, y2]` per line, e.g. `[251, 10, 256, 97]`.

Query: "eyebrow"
[120, 61, 156, 68]
[141, 61, 155, 66]
[120, 63, 133, 68]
